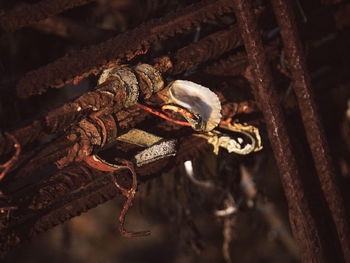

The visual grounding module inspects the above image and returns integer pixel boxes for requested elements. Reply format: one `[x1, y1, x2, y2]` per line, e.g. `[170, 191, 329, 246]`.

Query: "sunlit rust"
[1, 0, 348, 260]
[16, 0, 237, 99]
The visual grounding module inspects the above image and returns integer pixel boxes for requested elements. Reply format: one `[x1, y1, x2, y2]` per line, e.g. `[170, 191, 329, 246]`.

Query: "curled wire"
[136, 102, 192, 126]
[112, 159, 151, 238]
[85, 154, 150, 237]
[85, 155, 151, 237]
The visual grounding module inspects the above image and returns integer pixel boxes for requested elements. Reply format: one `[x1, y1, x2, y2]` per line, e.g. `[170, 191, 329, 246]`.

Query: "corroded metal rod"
[232, 0, 325, 262]
[16, 0, 236, 99]
[169, 25, 243, 75]
[0, 0, 95, 33]
[2, 23, 250, 156]
[270, 0, 350, 261]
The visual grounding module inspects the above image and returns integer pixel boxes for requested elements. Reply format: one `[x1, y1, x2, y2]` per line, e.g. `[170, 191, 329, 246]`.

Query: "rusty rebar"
[0, 0, 95, 33]
[0, 120, 46, 156]
[12, 135, 75, 181]
[270, 0, 350, 261]
[0, 136, 211, 256]
[204, 51, 249, 77]
[16, 0, 236, 99]
[169, 25, 243, 75]
[232, 0, 325, 262]
[3, 23, 253, 156]
[0, 96, 258, 181]
[1, 78, 126, 156]
[204, 43, 279, 77]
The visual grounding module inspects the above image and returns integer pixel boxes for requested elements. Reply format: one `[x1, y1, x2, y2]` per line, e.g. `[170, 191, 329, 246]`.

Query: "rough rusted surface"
[1, 164, 118, 255]
[6, 20, 256, 157]
[1, 90, 258, 170]
[0, 120, 46, 155]
[1, 0, 348, 261]
[0, 136, 210, 256]
[15, 137, 75, 180]
[204, 43, 279, 77]
[271, 0, 350, 261]
[16, 0, 236, 99]
[1, 78, 126, 156]
[0, 0, 95, 33]
[204, 51, 249, 77]
[169, 25, 243, 75]
[5, 37, 255, 157]
[232, 0, 325, 262]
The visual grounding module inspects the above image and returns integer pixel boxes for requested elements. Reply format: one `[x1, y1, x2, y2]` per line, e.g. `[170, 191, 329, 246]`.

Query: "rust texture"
[204, 51, 249, 77]
[204, 43, 279, 77]
[169, 25, 243, 75]
[13, 136, 76, 180]
[271, 0, 350, 260]
[0, 120, 46, 155]
[15, 0, 236, 99]
[2, 22, 251, 156]
[1, 90, 256, 173]
[0, 0, 95, 33]
[0, 136, 210, 255]
[1, 0, 348, 260]
[1, 80, 122, 156]
[232, 0, 325, 262]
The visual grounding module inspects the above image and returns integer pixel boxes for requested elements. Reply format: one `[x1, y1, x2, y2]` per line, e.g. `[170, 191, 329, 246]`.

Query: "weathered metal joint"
[56, 113, 118, 169]
[97, 63, 164, 107]
[134, 64, 164, 99]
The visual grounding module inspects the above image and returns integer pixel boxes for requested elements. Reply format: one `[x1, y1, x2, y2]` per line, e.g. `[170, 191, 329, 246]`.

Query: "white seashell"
[168, 80, 222, 132]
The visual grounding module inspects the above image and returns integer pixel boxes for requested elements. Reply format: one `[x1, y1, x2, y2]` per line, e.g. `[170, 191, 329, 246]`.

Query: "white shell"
[168, 80, 221, 132]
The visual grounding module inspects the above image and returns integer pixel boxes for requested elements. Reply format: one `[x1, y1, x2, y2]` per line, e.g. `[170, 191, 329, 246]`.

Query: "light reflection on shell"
[168, 80, 222, 132]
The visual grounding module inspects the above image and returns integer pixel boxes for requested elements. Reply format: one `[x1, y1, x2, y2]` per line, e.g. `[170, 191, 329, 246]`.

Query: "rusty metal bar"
[2, 24, 248, 156]
[0, 120, 46, 155]
[0, 136, 211, 256]
[0, 96, 258, 177]
[231, 0, 325, 262]
[15, 0, 236, 99]
[270, 0, 350, 261]
[169, 25, 243, 75]
[204, 43, 279, 77]
[0, 0, 95, 33]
